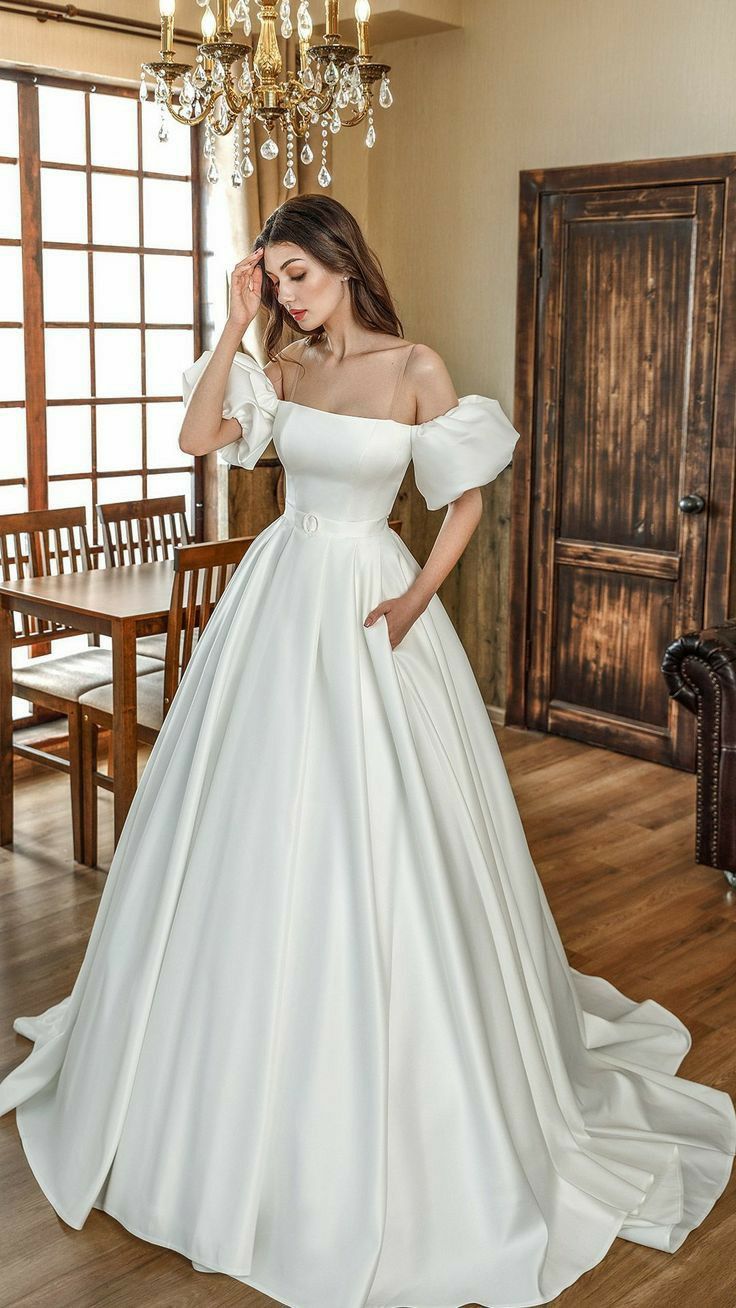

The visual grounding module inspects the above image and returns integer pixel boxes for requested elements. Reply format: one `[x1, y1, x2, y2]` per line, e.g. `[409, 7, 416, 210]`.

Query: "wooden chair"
[0, 507, 162, 863]
[97, 495, 194, 661]
[79, 535, 256, 867]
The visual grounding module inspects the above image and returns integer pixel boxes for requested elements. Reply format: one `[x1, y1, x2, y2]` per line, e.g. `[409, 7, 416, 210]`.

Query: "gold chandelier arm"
[212, 111, 238, 136]
[299, 89, 333, 118]
[335, 101, 370, 129]
[166, 98, 216, 128]
[222, 80, 244, 115]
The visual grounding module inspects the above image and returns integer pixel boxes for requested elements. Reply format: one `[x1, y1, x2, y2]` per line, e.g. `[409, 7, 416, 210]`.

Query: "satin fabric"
[0, 354, 734, 1308]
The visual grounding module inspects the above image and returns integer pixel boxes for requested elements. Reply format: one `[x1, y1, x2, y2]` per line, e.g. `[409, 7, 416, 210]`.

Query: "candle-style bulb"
[159, 0, 176, 15]
[355, 0, 370, 20]
[201, 3, 217, 38]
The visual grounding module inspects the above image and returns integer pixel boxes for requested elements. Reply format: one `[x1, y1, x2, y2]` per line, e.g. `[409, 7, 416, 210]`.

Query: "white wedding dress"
[1, 349, 734, 1308]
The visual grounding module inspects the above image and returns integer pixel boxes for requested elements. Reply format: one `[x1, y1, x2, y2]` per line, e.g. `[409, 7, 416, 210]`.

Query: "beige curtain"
[207, 30, 322, 365]
[201, 32, 319, 533]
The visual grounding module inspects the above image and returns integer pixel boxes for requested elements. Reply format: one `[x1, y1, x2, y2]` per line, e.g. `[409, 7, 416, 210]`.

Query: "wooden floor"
[0, 725, 734, 1308]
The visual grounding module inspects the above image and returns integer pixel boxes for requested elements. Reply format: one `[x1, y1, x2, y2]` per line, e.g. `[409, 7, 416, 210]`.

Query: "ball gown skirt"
[0, 350, 734, 1308]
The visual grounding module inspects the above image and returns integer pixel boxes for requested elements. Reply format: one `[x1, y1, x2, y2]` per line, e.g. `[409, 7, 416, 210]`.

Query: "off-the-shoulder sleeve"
[410, 395, 521, 511]
[181, 349, 280, 469]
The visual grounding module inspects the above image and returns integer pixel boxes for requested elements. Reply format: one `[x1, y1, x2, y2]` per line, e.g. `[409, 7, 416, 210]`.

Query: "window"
[0, 70, 204, 552]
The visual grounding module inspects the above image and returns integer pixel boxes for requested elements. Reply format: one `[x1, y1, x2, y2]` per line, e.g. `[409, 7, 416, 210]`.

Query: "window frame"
[0, 66, 205, 555]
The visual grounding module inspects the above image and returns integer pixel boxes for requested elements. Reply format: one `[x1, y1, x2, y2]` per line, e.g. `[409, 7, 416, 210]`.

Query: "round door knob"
[678, 493, 706, 514]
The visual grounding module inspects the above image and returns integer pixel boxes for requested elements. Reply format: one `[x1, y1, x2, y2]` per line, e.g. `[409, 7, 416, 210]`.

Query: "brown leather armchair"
[662, 623, 736, 887]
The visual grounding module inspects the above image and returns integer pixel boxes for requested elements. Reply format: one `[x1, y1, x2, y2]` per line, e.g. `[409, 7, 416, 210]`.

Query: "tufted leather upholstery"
[662, 623, 736, 882]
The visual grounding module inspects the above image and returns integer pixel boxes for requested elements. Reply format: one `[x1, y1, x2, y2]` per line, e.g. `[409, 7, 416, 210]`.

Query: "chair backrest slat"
[0, 507, 93, 647]
[98, 495, 192, 568]
[162, 537, 254, 715]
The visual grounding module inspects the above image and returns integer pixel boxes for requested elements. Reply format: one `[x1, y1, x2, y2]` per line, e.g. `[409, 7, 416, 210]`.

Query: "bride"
[1, 194, 734, 1308]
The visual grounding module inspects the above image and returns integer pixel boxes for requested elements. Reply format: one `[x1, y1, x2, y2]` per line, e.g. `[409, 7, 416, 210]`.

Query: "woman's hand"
[227, 249, 265, 330]
[364, 589, 428, 650]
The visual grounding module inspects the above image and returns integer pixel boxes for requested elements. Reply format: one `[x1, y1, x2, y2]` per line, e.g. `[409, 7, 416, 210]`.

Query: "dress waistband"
[282, 499, 388, 538]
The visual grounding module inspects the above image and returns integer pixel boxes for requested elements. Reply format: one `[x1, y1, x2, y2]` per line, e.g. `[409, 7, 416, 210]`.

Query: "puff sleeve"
[181, 349, 280, 470]
[410, 395, 521, 511]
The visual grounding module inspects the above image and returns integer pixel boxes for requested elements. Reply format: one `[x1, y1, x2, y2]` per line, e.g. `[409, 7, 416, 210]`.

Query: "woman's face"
[262, 241, 346, 329]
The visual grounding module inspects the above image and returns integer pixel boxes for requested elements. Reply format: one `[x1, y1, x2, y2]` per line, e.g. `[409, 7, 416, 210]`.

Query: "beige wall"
[5, 0, 736, 707]
[335, 0, 736, 708]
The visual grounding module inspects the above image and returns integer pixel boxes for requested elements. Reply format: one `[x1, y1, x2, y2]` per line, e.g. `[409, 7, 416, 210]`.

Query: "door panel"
[527, 181, 723, 767]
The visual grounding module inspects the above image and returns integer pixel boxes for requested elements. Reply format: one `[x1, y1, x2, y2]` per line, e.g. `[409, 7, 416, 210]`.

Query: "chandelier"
[141, 1, 394, 188]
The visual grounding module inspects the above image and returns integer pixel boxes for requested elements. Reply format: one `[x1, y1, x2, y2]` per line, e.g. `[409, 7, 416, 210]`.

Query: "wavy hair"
[252, 194, 404, 367]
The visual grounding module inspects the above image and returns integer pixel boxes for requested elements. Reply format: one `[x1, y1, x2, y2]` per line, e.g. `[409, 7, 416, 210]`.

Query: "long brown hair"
[252, 194, 404, 365]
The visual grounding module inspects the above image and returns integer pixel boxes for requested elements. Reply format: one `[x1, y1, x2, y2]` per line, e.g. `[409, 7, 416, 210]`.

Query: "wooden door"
[508, 160, 736, 770]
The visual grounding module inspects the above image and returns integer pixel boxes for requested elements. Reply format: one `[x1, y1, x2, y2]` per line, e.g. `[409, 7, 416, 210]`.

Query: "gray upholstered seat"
[135, 629, 199, 663]
[78, 632, 199, 732]
[79, 669, 165, 733]
[136, 633, 167, 660]
[14, 649, 163, 700]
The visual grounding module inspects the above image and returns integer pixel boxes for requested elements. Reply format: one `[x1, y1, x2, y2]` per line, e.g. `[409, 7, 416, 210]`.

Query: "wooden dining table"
[0, 559, 175, 861]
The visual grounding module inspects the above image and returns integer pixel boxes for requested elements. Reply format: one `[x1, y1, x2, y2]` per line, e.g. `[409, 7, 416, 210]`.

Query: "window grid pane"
[34, 82, 197, 549]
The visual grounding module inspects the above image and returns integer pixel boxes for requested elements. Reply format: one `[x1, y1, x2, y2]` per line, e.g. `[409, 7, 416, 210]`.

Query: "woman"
[1, 194, 734, 1308]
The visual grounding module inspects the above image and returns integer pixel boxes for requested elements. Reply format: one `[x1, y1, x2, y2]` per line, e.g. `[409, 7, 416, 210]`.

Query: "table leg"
[111, 617, 138, 847]
[0, 604, 12, 846]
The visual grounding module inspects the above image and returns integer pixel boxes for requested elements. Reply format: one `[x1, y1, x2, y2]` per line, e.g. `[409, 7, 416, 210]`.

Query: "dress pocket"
[364, 612, 394, 656]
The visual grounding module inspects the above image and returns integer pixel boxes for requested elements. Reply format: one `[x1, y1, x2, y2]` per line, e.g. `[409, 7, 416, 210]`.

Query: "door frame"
[505, 153, 736, 733]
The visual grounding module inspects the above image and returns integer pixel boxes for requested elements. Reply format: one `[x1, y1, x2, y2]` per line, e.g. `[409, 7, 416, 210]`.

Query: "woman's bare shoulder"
[406, 343, 459, 423]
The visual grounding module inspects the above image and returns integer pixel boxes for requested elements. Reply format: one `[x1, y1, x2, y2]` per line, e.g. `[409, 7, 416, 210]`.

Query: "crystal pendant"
[317, 163, 331, 187]
[232, 0, 247, 17]
[379, 76, 393, 108]
[242, 153, 255, 178]
[365, 121, 376, 147]
[207, 158, 219, 183]
[324, 60, 339, 86]
[193, 62, 207, 89]
[300, 141, 313, 164]
[297, 4, 311, 40]
[217, 97, 230, 129]
[139, 73, 148, 102]
[329, 108, 341, 133]
[260, 136, 279, 159]
[238, 66, 252, 93]
[232, 167, 243, 187]
[158, 119, 169, 143]
[195, 0, 209, 5]
[283, 165, 297, 189]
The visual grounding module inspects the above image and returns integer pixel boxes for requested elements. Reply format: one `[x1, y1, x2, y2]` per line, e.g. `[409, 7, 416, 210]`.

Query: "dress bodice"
[272, 401, 414, 522]
[182, 350, 522, 519]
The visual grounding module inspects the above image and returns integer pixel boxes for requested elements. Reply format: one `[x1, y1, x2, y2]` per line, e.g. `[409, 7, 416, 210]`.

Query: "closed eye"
[267, 271, 306, 285]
